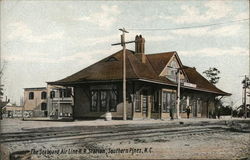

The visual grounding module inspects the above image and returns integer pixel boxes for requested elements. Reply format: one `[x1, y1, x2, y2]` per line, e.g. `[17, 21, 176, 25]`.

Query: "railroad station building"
[49, 35, 230, 120]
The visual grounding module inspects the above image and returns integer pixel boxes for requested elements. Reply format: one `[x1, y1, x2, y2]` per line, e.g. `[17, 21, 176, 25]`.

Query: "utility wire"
[128, 18, 249, 31]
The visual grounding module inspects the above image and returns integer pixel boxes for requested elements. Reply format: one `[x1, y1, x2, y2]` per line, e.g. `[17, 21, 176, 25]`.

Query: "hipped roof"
[49, 49, 230, 96]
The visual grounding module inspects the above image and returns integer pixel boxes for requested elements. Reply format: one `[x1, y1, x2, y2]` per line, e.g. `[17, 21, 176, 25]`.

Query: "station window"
[90, 89, 118, 112]
[152, 91, 159, 113]
[109, 90, 118, 112]
[197, 99, 202, 113]
[90, 90, 98, 112]
[180, 96, 187, 113]
[162, 91, 176, 113]
[100, 91, 108, 112]
[135, 91, 141, 112]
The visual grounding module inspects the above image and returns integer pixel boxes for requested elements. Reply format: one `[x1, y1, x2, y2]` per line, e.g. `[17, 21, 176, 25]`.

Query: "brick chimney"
[135, 35, 146, 63]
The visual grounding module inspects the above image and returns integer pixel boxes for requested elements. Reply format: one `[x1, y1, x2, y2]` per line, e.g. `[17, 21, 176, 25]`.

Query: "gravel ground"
[0, 118, 230, 133]
[1, 118, 250, 160]
[97, 131, 250, 159]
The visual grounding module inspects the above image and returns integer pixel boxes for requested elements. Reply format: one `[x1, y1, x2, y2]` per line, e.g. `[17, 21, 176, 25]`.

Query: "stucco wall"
[24, 88, 47, 111]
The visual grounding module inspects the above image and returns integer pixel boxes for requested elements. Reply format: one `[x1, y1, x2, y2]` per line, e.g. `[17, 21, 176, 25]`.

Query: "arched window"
[41, 91, 47, 99]
[50, 91, 55, 98]
[41, 103, 47, 110]
[29, 92, 34, 100]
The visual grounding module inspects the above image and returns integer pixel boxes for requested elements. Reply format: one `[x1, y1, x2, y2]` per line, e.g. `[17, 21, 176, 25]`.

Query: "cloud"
[81, 34, 119, 47]
[204, 1, 232, 20]
[78, 33, 173, 48]
[178, 47, 249, 57]
[58, 48, 118, 63]
[234, 12, 249, 20]
[123, 29, 175, 42]
[3, 48, 118, 64]
[7, 22, 64, 43]
[3, 52, 91, 64]
[161, 1, 232, 24]
[209, 24, 242, 36]
[170, 24, 242, 37]
[75, 5, 121, 28]
[56, 52, 95, 64]
[146, 35, 174, 42]
[3, 54, 56, 63]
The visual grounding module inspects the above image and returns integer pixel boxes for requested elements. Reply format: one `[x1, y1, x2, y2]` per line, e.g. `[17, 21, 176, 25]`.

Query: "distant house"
[49, 35, 230, 120]
[24, 87, 48, 117]
[23, 86, 73, 119]
[47, 85, 73, 119]
[0, 98, 9, 119]
[2, 103, 23, 118]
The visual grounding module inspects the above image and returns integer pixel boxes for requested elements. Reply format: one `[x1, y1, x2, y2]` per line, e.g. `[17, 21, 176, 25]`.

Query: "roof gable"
[147, 52, 189, 82]
[159, 53, 180, 76]
[146, 51, 175, 75]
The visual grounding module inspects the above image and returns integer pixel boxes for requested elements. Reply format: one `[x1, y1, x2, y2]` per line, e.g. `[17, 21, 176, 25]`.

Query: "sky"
[1, 0, 249, 107]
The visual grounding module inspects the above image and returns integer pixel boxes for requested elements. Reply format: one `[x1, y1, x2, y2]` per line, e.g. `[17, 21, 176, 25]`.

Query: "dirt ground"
[1, 118, 250, 160]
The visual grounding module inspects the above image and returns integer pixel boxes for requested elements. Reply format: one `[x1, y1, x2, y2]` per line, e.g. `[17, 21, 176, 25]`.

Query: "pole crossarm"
[167, 66, 189, 72]
[119, 28, 129, 33]
[111, 40, 135, 46]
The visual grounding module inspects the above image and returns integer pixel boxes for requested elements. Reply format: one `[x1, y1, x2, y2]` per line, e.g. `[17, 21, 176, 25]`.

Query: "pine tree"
[202, 67, 220, 85]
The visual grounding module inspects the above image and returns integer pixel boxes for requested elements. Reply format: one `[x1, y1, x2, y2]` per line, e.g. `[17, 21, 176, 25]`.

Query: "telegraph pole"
[243, 75, 247, 119]
[121, 29, 127, 120]
[231, 101, 233, 118]
[176, 69, 181, 119]
[112, 28, 135, 120]
[167, 66, 185, 119]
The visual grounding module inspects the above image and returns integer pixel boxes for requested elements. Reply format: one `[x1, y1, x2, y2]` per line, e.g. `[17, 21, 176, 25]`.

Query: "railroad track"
[0, 125, 227, 144]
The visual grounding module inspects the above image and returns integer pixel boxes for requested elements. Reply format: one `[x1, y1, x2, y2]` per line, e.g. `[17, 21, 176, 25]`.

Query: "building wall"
[74, 84, 133, 119]
[208, 99, 215, 116]
[201, 101, 208, 118]
[24, 88, 47, 111]
[74, 86, 89, 118]
[151, 113, 160, 119]
[179, 112, 193, 118]
[47, 85, 73, 118]
[73, 82, 218, 120]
